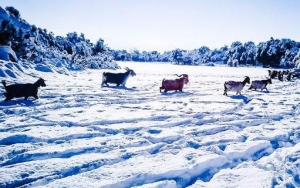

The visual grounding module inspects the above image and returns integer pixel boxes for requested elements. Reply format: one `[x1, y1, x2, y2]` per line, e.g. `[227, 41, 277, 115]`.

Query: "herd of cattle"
[1, 67, 300, 101]
[224, 69, 300, 96]
[223, 76, 271, 96]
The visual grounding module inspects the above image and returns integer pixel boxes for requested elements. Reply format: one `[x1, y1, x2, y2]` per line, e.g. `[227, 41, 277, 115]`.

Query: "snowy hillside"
[0, 46, 18, 62]
[2, 5, 300, 68]
[0, 6, 119, 71]
[0, 61, 300, 188]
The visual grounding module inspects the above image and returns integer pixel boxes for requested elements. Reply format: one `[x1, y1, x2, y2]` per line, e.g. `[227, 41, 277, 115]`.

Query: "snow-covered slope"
[0, 46, 18, 62]
[0, 61, 300, 188]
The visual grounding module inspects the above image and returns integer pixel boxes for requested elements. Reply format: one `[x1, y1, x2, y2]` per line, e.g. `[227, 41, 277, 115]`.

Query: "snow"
[0, 46, 18, 62]
[1, 61, 300, 188]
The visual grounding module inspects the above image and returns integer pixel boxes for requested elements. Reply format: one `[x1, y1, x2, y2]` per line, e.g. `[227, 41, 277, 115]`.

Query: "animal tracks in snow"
[1, 62, 300, 187]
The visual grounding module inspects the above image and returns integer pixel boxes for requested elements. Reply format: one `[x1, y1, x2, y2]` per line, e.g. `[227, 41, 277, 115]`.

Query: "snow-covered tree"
[92, 38, 106, 55]
[256, 38, 300, 68]
[244, 41, 256, 65]
[5, 6, 20, 18]
[172, 49, 183, 64]
[293, 49, 300, 68]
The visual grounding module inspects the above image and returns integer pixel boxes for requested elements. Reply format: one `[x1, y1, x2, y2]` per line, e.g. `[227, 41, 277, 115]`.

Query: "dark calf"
[102, 67, 136, 87]
[268, 70, 278, 79]
[2, 78, 46, 101]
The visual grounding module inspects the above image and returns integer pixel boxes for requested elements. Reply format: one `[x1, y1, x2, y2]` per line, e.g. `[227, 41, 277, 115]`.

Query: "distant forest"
[1, 6, 300, 69]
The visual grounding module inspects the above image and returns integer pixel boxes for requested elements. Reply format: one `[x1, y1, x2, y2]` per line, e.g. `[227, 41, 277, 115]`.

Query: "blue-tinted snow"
[0, 61, 300, 188]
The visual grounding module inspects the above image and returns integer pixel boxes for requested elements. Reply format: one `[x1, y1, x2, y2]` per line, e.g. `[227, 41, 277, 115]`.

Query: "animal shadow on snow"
[101, 85, 137, 91]
[230, 95, 252, 104]
[0, 99, 35, 106]
[249, 90, 280, 94]
[161, 91, 193, 96]
[248, 90, 270, 93]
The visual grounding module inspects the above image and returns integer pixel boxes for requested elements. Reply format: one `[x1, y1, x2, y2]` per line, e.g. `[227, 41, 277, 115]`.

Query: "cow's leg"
[159, 87, 163, 93]
[102, 82, 109, 87]
[4, 97, 12, 101]
[223, 84, 227, 95]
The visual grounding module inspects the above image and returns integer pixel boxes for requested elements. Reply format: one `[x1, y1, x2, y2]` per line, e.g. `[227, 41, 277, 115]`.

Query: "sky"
[1, 0, 300, 52]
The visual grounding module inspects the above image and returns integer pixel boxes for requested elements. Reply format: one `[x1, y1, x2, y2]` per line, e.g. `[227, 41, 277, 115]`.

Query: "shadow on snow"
[0, 99, 35, 106]
[229, 95, 252, 104]
[101, 85, 137, 91]
[161, 91, 192, 96]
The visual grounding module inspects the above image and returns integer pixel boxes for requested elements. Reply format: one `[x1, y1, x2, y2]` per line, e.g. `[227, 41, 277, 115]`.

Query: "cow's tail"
[160, 78, 166, 93]
[2, 80, 6, 88]
[223, 82, 227, 96]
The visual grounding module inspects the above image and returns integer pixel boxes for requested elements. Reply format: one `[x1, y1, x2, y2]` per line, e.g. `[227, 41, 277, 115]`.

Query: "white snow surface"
[0, 61, 300, 188]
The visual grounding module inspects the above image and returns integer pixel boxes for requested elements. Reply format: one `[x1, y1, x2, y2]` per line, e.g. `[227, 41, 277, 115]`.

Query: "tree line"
[112, 38, 300, 68]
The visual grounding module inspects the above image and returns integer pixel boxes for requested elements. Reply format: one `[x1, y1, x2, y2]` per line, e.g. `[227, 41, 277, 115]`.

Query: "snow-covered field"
[1, 61, 300, 188]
